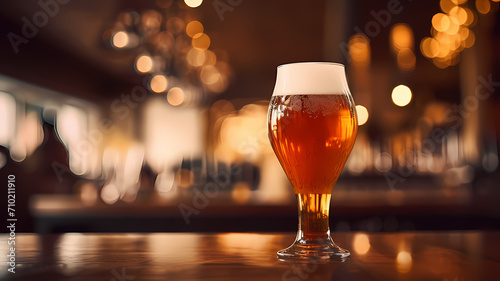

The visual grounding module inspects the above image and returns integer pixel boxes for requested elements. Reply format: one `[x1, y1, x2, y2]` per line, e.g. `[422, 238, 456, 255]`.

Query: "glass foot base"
[278, 238, 350, 260]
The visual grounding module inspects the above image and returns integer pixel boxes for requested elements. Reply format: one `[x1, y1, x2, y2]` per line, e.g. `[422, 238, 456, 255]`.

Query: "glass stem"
[295, 193, 332, 243]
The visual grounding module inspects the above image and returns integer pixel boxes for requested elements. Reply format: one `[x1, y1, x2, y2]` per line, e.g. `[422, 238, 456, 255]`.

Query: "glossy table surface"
[1, 231, 499, 280]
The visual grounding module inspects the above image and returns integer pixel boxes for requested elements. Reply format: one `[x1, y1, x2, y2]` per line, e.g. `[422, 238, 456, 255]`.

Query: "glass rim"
[277, 62, 345, 69]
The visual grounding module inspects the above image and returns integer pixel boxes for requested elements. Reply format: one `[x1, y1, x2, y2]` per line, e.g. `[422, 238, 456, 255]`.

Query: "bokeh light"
[353, 234, 371, 255]
[348, 34, 371, 64]
[135, 55, 153, 73]
[476, 0, 491, 14]
[107, 4, 232, 98]
[186, 48, 206, 67]
[445, 16, 460, 35]
[192, 33, 211, 50]
[397, 48, 416, 70]
[440, 0, 455, 13]
[204, 50, 217, 65]
[186, 21, 204, 38]
[465, 29, 476, 48]
[421, 0, 480, 69]
[449, 6, 468, 25]
[390, 24, 414, 52]
[463, 8, 475, 26]
[355, 105, 369, 126]
[167, 87, 185, 106]
[392, 85, 412, 107]
[184, 0, 203, 8]
[433, 57, 452, 69]
[101, 183, 120, 205]
[200, 65, 221, 85]
[459, 27, 470, 41]
[432, 13, 450, 32]
[396, 251, 413, 273]
[420, 37, 440, 58]
[112, 31, 129, 48]
[150, 74, 168, 93]
[232, 182, 252, 204]
[80, 182, 98, 206]
[155, 171, 175, 193]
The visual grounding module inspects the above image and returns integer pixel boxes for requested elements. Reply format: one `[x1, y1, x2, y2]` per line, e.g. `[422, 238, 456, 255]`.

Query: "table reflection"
[1, 231, 498, 280]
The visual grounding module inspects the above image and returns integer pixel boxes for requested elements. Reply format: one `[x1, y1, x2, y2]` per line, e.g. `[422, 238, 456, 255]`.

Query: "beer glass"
[268, 62, 357, 259]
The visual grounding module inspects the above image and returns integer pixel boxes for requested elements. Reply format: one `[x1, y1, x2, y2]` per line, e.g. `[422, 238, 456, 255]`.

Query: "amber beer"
[269, 62, 357, 258]
[268, 94, 357, 194]
[269, 94, 357, 244]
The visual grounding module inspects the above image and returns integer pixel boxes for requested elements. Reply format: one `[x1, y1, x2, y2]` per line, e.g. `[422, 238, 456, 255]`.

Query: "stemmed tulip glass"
[268, 62, 358, 259]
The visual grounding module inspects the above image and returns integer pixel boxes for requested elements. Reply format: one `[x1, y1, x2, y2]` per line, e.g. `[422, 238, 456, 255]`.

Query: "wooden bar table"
[1, 231, 499, 280]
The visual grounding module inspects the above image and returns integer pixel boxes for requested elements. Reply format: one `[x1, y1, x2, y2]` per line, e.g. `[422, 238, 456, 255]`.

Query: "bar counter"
[2, 231, 499, 280]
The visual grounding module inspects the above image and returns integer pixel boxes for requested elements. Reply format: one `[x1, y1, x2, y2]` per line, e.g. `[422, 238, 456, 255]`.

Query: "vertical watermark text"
[6, 174, 17, 274]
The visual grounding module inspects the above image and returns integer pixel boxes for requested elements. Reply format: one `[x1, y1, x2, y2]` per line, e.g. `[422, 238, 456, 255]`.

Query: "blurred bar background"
[0, 0, 499, 233]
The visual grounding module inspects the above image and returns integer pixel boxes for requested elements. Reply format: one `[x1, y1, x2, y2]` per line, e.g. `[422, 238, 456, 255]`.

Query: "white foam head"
[272, 62, 349, 96]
